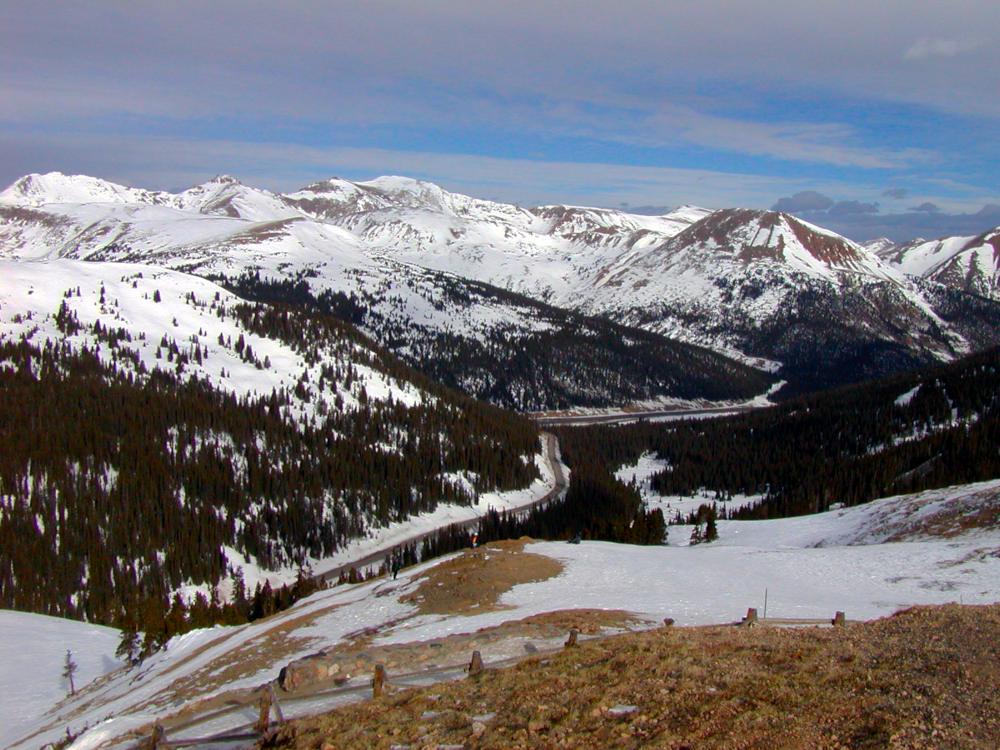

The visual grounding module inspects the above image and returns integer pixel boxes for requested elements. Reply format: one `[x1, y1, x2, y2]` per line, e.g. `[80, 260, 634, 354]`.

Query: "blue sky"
[1, 0, 997, 241]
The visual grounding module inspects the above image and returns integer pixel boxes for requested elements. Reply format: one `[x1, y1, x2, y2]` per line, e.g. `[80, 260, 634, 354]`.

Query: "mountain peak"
[0, 172, 160, 207]
[208, 174, 242, 186]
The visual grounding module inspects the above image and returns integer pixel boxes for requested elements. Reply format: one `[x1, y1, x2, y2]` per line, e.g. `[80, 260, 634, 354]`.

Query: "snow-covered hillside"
[6, 171, 998, 394]
[0, 254, 550, 638]
[875, 229, 1000, 301]
[0, 259, 425, 417]
[0, 173, 775, 410]
[6, 478, 999, 750]
[0, 612, 122, 750]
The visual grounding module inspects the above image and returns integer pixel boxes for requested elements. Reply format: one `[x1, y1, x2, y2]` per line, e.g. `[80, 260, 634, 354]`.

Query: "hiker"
[391, 558, 401, 580]
[568, 532, 582, 544]
[471, 533, 479, 548]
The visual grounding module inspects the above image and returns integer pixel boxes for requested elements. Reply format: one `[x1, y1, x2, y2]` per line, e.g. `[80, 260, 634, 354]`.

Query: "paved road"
[534, 404, 755, 427]
[319, 432, 568, 583]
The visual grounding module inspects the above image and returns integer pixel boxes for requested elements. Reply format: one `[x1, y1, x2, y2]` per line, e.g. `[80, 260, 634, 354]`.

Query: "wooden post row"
[564, 629, 578, 648]
[833, 611, 846, 627]
[743, 608, 758, 627]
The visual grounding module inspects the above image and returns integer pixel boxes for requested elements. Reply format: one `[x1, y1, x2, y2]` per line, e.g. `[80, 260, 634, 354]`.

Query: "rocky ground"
[260, 603, 1000, 750]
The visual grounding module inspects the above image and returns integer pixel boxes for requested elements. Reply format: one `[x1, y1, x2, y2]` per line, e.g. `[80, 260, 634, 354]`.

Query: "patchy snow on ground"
[6, 478, 1000, 750]
[615, 453, 762, 525]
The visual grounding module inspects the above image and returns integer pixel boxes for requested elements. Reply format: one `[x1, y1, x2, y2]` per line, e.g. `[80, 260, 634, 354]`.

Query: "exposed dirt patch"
[400, 538, 564, 616]
[265, 604, 1000, 750]
[133, 607, 339, 712]
[513, 608, 648, 635]
[883, 487, 1000, 542]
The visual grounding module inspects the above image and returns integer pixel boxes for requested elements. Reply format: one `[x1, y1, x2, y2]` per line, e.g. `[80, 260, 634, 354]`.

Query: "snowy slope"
[5, 172, 1000, 393]
[561, 208, 974, 362]
[0, 612, 122, 749]
[1, 173, 774, 410]
[0, 258, 425, 416]
[6, 478, 999, 750]
[285, 176, 706, 304]
[875, 229, 1000, 300]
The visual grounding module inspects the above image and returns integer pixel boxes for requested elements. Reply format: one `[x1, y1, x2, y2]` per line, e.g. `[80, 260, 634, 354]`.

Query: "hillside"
[0, 259, 542, 633]
[9, 476, 1000, 749]
[270, 603, 1000, 750]
[0, 174, 774, 410]
[553, 342, 1000, 524]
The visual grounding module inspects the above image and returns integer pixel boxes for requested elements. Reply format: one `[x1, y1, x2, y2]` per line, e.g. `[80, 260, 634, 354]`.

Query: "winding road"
[534, 404, 755, 427]
[319, 432, 568, 583]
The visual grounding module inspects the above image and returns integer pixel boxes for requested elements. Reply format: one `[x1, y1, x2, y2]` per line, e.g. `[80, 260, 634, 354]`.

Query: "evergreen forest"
[552, 344, 1000, 521]
[0, 297, 539, 639]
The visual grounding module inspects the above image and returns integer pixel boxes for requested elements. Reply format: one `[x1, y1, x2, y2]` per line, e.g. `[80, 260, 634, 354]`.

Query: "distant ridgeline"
[0, 299, 539, 643]
[217, 269, 776, 412]
[555, 345, 1000, 520]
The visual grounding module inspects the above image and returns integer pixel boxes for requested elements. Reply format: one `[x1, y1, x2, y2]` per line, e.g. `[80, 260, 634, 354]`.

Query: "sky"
[1, 0, 998, 242]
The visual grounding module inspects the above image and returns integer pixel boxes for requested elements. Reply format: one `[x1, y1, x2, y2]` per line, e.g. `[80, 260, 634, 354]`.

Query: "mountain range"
[5, 172, 1000, 399]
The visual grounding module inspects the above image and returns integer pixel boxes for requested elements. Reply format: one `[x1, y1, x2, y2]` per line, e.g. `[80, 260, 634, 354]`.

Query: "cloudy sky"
[2, 0, 997, 241]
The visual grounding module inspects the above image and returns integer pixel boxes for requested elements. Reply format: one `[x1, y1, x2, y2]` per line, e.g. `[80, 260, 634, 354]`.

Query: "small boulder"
[279, 654, 334, 693]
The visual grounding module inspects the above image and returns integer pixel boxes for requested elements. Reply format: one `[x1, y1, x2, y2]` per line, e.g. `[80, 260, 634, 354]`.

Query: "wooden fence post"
[564, 629, 578, 648]
[146, 724, 165, 750]
[255, 689, 272, 733]
[742, 608, 758, 628]
[268, 683, 285, 724]
[468, 650, 484, 676]
[373, 664, 386, 697]
[832, 611, 846, 628]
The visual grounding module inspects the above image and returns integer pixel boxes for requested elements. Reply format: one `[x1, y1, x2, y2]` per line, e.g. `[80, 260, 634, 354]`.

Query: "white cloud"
[0, 132, 856, 211]
[904, 37, 987, 60]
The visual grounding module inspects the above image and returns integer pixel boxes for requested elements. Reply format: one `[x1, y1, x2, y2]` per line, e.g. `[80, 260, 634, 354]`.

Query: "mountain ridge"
[5, 171, 1000, 395]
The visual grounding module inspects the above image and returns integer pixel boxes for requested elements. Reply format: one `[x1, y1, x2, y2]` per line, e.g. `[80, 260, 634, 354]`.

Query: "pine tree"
[115, 626, 141, 666]
[62, 650, 78, 695]
[704, 504, 719, 543]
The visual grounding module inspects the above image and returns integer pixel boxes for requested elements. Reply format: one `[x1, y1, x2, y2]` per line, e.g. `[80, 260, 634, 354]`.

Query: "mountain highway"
[534, 404, 756, 427]
[319, 431, 568, 583]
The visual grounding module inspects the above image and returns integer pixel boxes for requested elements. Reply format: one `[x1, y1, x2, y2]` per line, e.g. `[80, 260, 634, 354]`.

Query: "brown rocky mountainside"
[262, 604, 1000, 750]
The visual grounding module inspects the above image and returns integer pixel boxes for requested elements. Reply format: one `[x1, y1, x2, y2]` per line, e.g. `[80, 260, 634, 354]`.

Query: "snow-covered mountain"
[0, 172, 775, 410]
[5, 171, 1000, 394]
[874, 229, 1000, 301]
[558, 208, 1000, 390]
[278, 177, 1000, 389]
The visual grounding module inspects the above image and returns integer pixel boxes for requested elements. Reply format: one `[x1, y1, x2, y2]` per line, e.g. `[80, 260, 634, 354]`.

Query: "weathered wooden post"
[255, 689, 272, 733]
[832, 611, 846, 628]
[268, 683, 285, 724]
[468, 650, 484, 676]
[742, 608, 758, 627]
[146, 724, 165, 750]
[372, 664, 387, 697]
[564, 629, 579, 648]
